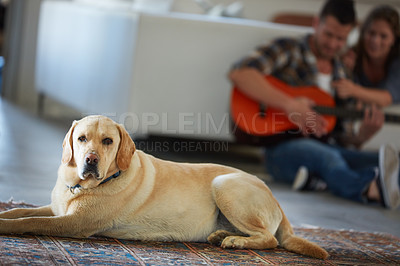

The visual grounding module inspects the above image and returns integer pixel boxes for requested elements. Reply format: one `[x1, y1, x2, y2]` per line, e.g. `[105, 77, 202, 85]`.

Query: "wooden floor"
[0, 98, 399, 238]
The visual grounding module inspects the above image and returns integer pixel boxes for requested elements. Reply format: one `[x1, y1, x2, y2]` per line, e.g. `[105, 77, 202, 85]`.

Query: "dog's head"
[61, 115, 136, 189]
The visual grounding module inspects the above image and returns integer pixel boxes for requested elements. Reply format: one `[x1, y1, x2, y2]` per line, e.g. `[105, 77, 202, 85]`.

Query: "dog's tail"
[275, 211, 329, 260]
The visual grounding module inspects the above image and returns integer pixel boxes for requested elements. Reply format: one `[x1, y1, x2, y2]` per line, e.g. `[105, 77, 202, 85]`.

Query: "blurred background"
[2, 0, 400, 149]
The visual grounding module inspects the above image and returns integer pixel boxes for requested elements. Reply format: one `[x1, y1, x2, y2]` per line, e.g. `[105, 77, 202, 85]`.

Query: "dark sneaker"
[292, 166, 327, 191]
[378, 144, 400, 210]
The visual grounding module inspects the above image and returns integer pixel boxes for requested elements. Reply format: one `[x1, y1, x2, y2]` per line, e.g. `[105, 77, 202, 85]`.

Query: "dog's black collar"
[100, 171, 121, 185]
[67, 171, 121, 193]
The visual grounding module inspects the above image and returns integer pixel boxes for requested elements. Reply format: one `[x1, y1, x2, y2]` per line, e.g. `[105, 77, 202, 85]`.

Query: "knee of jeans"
[323, 150, 348, 170]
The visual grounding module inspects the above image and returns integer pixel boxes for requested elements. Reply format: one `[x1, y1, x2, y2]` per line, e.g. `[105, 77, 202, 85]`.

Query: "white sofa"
[35, 0, 400, 149]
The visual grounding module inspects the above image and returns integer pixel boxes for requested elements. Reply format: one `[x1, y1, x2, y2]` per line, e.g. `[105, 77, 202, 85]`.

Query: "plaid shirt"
[232, 34, 348, 87]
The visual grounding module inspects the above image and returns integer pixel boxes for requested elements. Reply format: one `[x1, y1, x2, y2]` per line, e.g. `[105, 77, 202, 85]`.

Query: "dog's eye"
[78, 136, 87, 142]
[102, 138, 113, 145]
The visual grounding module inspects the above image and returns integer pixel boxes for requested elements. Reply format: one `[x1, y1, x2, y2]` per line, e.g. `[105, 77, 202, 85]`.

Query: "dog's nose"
[85, 153, 99, 166]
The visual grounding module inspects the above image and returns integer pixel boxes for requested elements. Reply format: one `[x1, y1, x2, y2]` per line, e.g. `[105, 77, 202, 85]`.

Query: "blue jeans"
[264, 138, 378, 203]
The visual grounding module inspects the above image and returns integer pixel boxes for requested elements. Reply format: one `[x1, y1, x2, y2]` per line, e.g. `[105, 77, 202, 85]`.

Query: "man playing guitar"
[229, 0, 400, 209]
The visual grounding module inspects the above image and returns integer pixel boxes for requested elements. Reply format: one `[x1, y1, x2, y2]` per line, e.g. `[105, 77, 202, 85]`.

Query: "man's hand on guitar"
[285, 97, 329, 137]
[357, 105, 384, 143]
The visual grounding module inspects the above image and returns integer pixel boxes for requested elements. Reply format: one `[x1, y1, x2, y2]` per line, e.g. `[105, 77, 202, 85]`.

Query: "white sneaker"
[292, 166, 327, 191]
[292, 166, 309, 191]
[379, 144, 400, 210]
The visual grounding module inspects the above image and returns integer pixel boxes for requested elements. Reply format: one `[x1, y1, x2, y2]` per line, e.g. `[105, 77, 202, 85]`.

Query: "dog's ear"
[61, 120, 77, 165]
[116, 124, 136, 171]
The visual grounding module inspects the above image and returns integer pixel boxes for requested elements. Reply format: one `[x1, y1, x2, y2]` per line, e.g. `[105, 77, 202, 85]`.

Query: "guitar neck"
[313, 106, 400, 124]
[384, 113, 400, 123]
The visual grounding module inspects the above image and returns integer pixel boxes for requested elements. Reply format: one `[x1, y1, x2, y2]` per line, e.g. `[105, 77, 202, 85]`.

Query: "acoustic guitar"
[230, 75, 400, 145]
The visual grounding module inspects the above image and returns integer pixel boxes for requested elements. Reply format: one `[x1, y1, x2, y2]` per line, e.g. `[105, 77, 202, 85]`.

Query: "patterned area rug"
[0, 201, 399, 265]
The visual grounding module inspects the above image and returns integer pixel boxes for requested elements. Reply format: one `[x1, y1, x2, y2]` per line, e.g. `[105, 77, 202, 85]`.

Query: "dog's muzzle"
[82, 152, 100, 180]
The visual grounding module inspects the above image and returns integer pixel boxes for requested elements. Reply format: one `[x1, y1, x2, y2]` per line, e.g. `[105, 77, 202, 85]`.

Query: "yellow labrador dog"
[0, 115, 328, 259]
